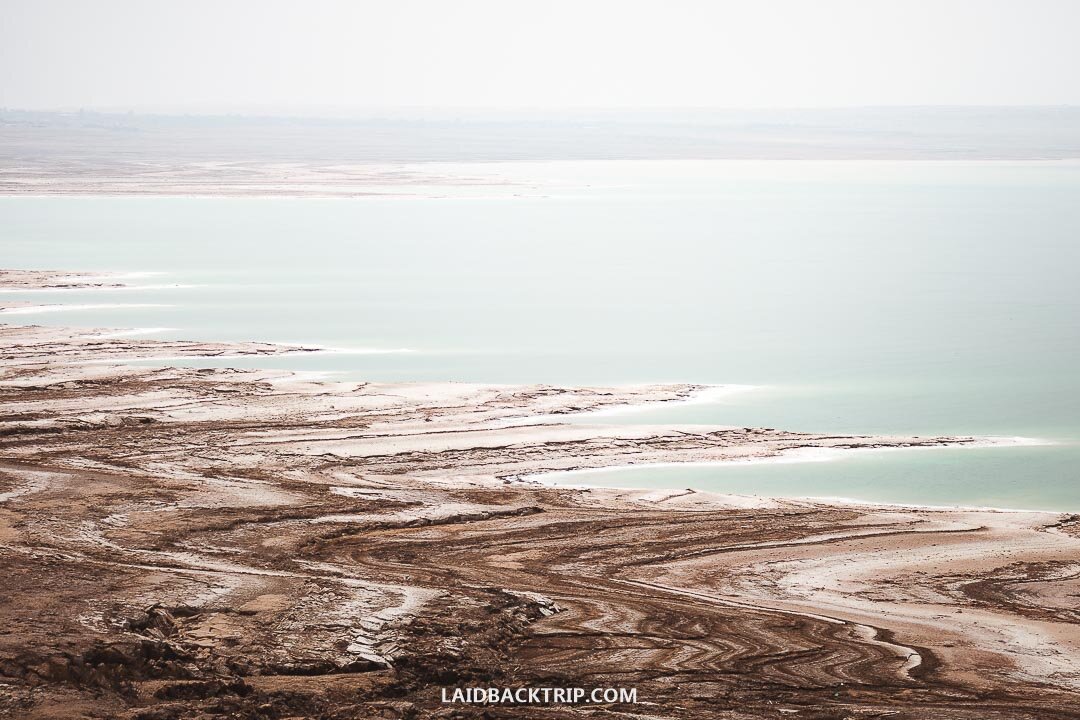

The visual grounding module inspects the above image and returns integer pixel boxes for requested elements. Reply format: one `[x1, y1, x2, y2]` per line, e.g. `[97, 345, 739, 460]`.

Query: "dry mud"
[1, 275, 1078, 719]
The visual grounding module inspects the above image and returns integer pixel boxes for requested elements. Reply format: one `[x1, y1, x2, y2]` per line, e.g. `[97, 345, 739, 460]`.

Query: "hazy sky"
[2, 0, 1079, 112]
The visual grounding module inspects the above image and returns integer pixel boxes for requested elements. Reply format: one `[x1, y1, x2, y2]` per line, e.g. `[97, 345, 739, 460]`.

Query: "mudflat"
[1, 271, 1079, 719]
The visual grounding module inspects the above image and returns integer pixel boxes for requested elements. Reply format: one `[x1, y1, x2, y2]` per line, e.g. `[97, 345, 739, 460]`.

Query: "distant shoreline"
[4, 107, 1080, 201]
[3, 157, 1079, 200]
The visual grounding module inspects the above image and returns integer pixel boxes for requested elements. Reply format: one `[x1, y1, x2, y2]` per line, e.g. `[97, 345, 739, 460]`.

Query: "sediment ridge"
[1, 270, 1078, 719]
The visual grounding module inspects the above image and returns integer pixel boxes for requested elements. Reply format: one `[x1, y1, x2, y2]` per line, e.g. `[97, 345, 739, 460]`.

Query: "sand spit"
[0, 160, 521, 199]
[0, 269, 132, 292]
[1, 275, 1079, 719]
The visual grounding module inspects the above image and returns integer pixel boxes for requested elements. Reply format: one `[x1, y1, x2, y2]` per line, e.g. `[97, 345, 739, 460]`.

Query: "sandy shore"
[1, 271, 1079, 719]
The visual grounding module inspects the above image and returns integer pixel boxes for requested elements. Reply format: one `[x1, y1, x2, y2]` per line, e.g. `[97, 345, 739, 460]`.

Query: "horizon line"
[4, 104, 1080, 120]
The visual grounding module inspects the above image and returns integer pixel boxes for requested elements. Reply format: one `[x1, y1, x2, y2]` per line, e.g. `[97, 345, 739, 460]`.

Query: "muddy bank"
[1, 275, 1078, 718]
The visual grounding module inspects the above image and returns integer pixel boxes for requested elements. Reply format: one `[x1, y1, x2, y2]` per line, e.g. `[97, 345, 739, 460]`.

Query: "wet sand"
[1, 270, 1079, 719]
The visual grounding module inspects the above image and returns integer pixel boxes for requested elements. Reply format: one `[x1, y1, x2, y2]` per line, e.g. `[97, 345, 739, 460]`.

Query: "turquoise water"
[543, 445, 1080, 512]
[2, 161, 1079, 510]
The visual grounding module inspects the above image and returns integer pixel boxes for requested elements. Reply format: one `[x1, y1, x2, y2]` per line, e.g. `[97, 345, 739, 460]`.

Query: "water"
[537, 444, 1080, 512]
[3, 160, 1079, 510]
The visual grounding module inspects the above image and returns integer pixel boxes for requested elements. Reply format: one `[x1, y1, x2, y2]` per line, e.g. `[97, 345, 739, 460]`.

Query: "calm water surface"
[3, 161, 1079, 509]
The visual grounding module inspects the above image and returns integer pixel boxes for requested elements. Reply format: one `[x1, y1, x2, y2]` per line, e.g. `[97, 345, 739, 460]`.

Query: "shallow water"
[3, 160, 1079, 509]
[534, 443, 1079, 512]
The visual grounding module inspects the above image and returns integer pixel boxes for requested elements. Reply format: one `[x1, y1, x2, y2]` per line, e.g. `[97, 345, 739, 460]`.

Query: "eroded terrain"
[1, 276, 1078, 719]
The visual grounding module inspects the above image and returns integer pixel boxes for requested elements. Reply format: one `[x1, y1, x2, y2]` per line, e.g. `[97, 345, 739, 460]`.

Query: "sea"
[3, 160, 1079, 511]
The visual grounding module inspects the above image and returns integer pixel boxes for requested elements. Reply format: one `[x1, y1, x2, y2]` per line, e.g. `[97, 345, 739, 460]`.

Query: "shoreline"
[4, 158, 1080, 201]
[3, 268, 1080, 717]
[0, 267, 1065, 509]
[518, 436, 1066, 515]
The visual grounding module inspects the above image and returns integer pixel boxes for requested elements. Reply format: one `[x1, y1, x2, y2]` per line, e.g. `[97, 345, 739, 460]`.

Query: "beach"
[2, 270, 1079, 718]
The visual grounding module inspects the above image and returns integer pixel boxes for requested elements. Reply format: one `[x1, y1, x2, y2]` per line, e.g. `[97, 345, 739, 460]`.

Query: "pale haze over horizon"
[2, 0, 1080, 114]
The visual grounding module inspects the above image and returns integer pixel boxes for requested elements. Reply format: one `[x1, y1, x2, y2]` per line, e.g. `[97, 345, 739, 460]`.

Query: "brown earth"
[1, 282, 1078, 718]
